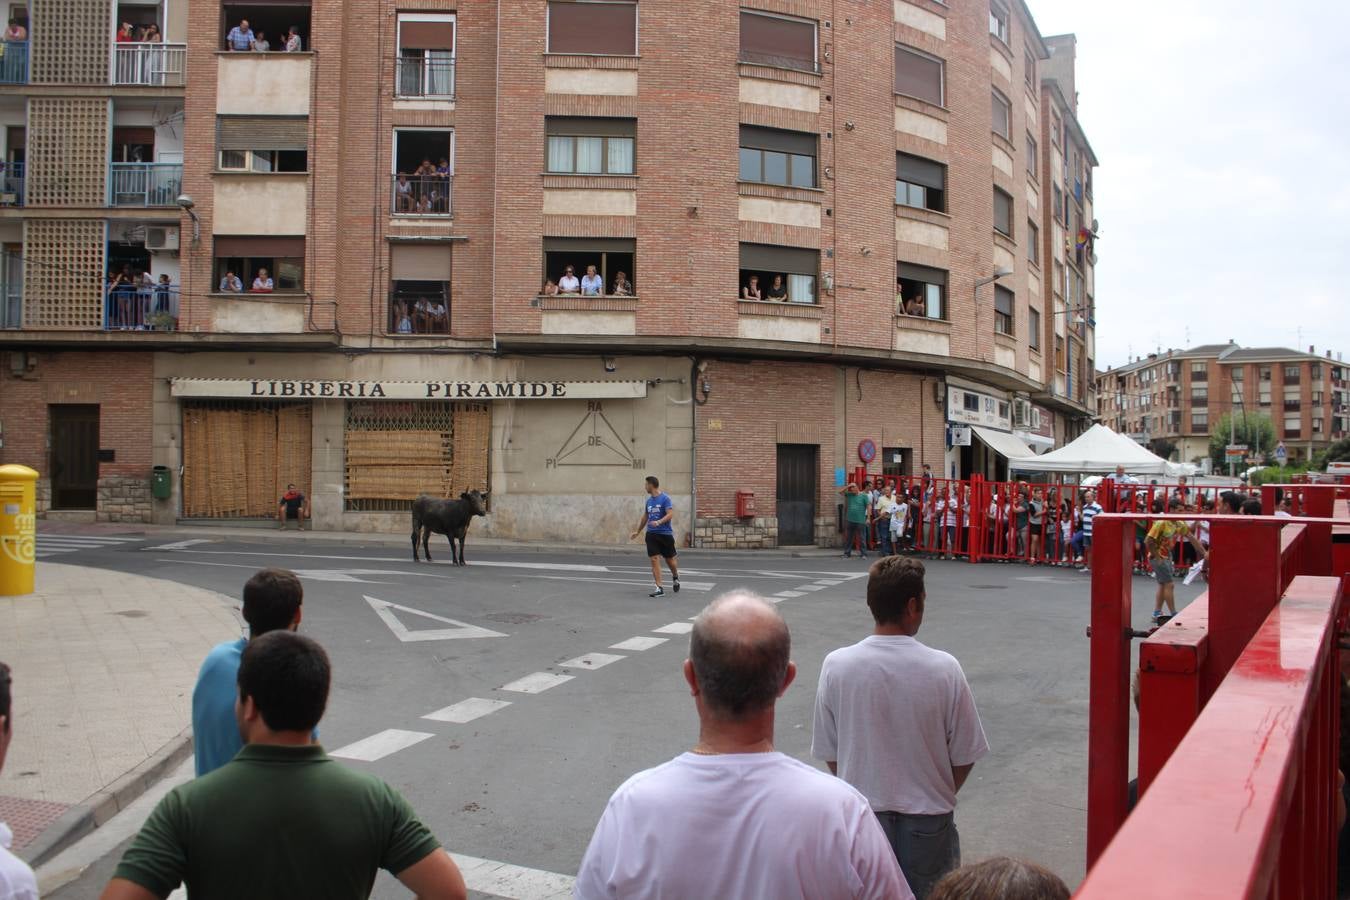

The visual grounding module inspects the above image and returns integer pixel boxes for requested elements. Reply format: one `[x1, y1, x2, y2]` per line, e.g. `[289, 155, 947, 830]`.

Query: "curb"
[21, 726, 194, 870]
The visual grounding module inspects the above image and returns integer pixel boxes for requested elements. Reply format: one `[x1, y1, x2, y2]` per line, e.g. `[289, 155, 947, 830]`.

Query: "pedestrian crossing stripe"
[35, 535, 143, 557]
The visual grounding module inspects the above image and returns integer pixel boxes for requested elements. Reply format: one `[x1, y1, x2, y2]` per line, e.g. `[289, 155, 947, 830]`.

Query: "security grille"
[26, 98, 108, 207]
[344, 401, 490, 511]
[181, 401, 312, 518]
[23, 219, 105, 328]
[32, 0, 111, 84]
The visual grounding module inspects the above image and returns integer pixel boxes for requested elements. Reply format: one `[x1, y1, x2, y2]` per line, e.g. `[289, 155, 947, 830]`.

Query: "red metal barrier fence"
[1079, 484, 1349, 899]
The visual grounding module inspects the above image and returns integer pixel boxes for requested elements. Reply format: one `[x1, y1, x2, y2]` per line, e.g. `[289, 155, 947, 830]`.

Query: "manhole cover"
[112, 609, 149, 618]
[484, 612, 545, 625]
[967, 585, 1008, 590]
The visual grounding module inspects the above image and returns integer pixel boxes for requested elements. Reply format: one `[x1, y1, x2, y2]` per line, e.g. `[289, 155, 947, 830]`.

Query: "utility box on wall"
[735, 490, 755, 518]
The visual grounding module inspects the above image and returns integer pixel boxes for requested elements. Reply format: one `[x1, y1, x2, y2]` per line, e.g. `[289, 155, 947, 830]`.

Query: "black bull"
[411, 490, 489, 565]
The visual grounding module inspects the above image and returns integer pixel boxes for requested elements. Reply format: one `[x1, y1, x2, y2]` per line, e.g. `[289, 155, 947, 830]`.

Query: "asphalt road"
[40, 531, 1198, 898]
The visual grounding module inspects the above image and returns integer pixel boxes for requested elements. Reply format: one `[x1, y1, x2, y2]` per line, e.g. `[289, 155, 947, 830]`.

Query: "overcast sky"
[1027, 1, 1349, 370]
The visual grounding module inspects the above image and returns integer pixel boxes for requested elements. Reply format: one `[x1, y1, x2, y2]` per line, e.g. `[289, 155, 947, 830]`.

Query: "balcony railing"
[388, 291, 449, 335]
[395, 55, 455, 98]
[0, 40, 28, 84]
[104, 283, 179, 330]
[391, 173, 452, 216]
[0, 161, 22, 207]
[113, 42, 186, 86]
[109, 163, 183, 207]
[1, 281, 19, 328]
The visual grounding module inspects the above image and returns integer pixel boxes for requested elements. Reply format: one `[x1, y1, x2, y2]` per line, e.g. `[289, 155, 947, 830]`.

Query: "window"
[1190, 386, 1208, 406]
[396, 14, 455, 97]
[991, 89, 1010, 139]
[739, 9, 817, 72]
[1312, 390, 1323, 403]
[1024, 48, 1035, 87]
[739, 243, 817, 304]
[993, 285, 1014, 335]
[1025, 132, 1037, 176]
[546, 1, 637, 55]
[546, 117, 635, 174]
[391, 129, 454, 215]
[1027, 306, 1041, 351]
[963, 393, 980, 412]
[896, 262, 946, 319]
[894, 44, 943, 106]
[214, 236, 304, 293]
[989, 1, 1009, 43]
[1231, 367, 1244, 381]
[895, 153, 945, 212]
[1283, 365, 1301, 382]
[1314, 418, 1324, 433]
[1192, 412, 1208, 433]
[544, 237, 635, 296]
[388, 243, 451, 334]
[1052, 261, 1064, 298]
[993, 187, 1013, 237]
[1190, 361, 1207, 382]
[216, 116, 308, 172]
[1284, 416, 1301, 438]
[1055, 335, 1065, 371]
[738, 125, 816, 188]
[1026, 220, 1038, 264]
[1050, 110, 1061, 147]
[1051, 183, 1063, 223]
[1311, 363, 1321, 378]
[1284, 398, 1301, 412]
[1260, 366, 1272, 381]
[220, 4, 310, 53]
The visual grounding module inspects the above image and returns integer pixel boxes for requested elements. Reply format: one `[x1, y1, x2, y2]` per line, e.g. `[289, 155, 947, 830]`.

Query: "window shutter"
[214, 236, 305, 257]
[738, 125, 817, 157]
[896, 153, 944, 190]
[894, 45, 942, 106]
[897, 263, 946, 286]
[739, 243, 818, 275]
[545, 117, 636, 137]
[994, 285, 1014, 315]
[390, 243, 452, 281]
[739, 11, 816, 70]
[399, 20, 454, 50]
[217, 117, 309, 152]
[547, 1, 637, 55]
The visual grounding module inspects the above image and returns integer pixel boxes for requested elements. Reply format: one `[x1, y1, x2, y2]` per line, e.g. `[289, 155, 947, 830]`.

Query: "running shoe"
[673, 579, 681, 593]
[649, 587, 665, 598]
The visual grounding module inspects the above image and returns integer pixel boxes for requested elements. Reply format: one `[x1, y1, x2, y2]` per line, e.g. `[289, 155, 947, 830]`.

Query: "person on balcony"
[4, 18, 26, 40]
[741, 274, 762, 300]
[611, 271, 632, 296]
[906, 295, 925, 317]
[218, 269, 242, 293]
[394, 300, 413, 334]
[580, 265, 602, 296]
[558, 265, 580, 294]
[116, 21, 134, 42]
[425, 297, 447, 332]
[251, 268, 273, 293]
[394, 172, 414, 212]
[153, 274, 173, 316]
[284, 26, 302, 52]
[251, 29, 270, 51]
[226, 19, 254, 51]
[766, 274, 787, 301]
[542, 279, 559, 296]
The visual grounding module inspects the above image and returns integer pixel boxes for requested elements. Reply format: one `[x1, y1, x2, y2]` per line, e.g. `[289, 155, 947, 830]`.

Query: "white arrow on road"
[363, 595, 508, 642]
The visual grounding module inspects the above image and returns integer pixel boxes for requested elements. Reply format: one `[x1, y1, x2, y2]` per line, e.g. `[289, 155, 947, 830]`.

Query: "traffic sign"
[1226, 444, 1248, 452]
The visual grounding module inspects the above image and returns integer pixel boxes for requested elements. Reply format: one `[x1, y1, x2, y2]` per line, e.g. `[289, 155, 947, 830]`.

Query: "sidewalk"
[0, 563, 239, 867]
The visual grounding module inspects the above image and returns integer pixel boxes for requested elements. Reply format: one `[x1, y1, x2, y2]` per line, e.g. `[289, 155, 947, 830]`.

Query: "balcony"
[395, 55, 454, 99]
[0, 40, 27, 84]
[109, 163, 183, 207]
[113, 43, 186, 86]
[391, 173, 452, 216]
[387, 288, 449, 335]
[104, 283, 179, 331]
[0, 161, 22, 207]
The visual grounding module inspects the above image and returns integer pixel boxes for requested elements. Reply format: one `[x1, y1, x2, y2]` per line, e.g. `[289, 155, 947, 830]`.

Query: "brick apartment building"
[1097, 342, 1350, 469]
[0, 0, 1099, 546]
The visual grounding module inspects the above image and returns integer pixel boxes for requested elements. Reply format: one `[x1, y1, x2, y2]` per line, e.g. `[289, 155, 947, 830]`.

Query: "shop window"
[739, 9, 817, 72]
[545, 117, 635, 175]
[543, 237, 635, 296]
[894, 43, 943, 106]
[993, 285, 1014, 336]
[895, 152, 944, 212]
[738, 125, 816, 189]
[344, 401, 490, 513]
[896, 262, 945, 320]
[213, 236, 304, 293]
[217, 116, 308, 171]
[546, 0, 636, 55]
[738, 242, 816, 304]
[396, 14, 455, 97]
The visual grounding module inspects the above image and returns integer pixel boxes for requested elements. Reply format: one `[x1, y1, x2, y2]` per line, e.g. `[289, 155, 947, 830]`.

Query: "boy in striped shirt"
[1078, 489, 1103, 573]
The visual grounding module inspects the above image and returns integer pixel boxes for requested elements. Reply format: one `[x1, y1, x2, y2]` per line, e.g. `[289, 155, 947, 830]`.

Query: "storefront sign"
[946, 387, 1011, 430]
[171, 378, 649, 400]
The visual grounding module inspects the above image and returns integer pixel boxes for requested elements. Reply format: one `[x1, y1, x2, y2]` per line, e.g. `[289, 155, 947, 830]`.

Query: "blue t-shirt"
[646, 492, 674, 535]
[192, 638, 247, 777]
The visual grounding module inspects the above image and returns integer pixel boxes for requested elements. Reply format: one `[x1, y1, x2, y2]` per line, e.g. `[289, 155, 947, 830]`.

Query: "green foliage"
[1248, 465, 1309, 486]
[1149, 438, 1178, 461]
[1208, 413, 1277, 470]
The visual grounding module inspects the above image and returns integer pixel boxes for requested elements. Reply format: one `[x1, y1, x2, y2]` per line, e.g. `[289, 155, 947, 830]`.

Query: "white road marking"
[814, 580, 845, 586]
[37, 534, 142, 543]
[330, 729, 435, 761]
[364, 595, 508, 642]
[162, 547, 612, 572]
[142, 538, 214, 550]
[609, 636, 669, 651]
[558, 652, 625, 670]
[500, 672, 575, 693]
[449, 851, 575, 899]
[33, 535, 143, 558]
[511, 573, 715, 591]
[793, 584, 827, 592]
[773, 590, 805, 598]
[422, 698, 512, 723]
[652, 622, 694, 635]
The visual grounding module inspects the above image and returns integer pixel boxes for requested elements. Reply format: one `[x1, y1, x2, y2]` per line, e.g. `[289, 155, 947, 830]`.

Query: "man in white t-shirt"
[890, 493, 910, 553]
[575, 592, 911, 900]
[0, 662, 40, 900]
[812, 558, 988, 899]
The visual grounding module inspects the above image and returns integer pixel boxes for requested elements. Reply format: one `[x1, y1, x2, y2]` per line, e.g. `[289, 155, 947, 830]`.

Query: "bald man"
[574, 592, 911, 900]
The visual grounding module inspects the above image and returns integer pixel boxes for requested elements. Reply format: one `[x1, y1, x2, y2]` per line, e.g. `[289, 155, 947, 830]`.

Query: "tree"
[1149, 438, 1178, 461]
[1312, 437, 1350, 471]
[1207, 413, 1276, 471]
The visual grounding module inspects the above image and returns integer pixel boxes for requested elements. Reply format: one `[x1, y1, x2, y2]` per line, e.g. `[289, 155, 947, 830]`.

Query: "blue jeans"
[877, 522, 893, 555]
[844, 521, 867, 556]
[874, 811, 960, 900]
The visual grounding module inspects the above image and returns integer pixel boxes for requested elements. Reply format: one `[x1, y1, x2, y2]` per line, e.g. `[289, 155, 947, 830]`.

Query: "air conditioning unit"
[1030, 408, 1042, 430]
[145, 226, 180, 253]
[1013, 399, 1033, 428]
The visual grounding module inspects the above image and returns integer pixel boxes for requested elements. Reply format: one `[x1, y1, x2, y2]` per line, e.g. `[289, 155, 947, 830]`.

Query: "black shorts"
[645, 532, 677, 559]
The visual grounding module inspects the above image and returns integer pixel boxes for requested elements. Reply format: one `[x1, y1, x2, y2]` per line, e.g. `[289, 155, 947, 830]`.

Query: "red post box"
[735, 490, 756, 518]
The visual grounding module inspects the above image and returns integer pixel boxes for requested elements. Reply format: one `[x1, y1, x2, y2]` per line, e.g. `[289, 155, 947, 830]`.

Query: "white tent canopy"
[1007, 424, 1191, 476]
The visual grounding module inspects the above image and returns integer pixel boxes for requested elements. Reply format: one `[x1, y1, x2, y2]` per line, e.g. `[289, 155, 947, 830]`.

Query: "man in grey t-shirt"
[812, 557, 988, 899]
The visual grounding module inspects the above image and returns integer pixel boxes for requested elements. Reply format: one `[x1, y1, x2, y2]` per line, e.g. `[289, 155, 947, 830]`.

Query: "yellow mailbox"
[0, 464, 38, 597]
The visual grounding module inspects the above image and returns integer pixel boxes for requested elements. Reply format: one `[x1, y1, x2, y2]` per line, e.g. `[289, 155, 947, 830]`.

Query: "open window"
[391, 129, 453, 215]
[220, 3, 310, 51]
[739, 243, 817, 304]
[1028, 306, 1041, 351]
[738, 125, 816, 189]
[895, 153, 944, 212]
[894, 44, 943, 106]
[896, 262, 946, 320]
[213, 236, 305, 293]
[543, 237, 635, 296]
[739, 9, 817, 72]
[546, 1, 636, 55]
[217, 116, 308, 171]
[993, 285, 1014, 336]
[389, 243, 451, 334]
[545, 117, 635, 174]
[397, 14, 454, 98]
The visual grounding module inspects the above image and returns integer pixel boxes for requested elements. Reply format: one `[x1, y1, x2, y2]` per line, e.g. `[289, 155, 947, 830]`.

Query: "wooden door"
[50, 404, 99, 509]
[775, 443, 818, 546]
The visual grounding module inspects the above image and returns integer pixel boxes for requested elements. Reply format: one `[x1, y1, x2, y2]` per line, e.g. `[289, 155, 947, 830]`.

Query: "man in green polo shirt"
[100, 631, 466, 900]
[839, 482, 871, 559]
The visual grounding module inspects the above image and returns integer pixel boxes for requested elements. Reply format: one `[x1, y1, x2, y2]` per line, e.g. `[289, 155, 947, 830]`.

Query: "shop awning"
[1017, 431, 1055, 452]
[971, 425, 1035, 461]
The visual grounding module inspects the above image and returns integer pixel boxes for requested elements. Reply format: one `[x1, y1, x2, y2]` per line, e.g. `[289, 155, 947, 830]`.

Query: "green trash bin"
[151, 465, 172, 500]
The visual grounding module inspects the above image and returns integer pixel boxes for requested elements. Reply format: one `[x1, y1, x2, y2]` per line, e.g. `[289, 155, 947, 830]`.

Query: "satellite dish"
[1091, 218, 1100, 233]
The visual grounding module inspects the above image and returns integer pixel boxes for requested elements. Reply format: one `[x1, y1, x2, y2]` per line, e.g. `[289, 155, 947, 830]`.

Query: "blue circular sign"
[858, 439, 877, 464]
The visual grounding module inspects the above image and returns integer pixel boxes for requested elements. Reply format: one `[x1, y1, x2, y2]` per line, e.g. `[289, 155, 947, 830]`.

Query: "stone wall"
[693, 516, 777, 550]
[35, 478, 51, 515]
[815, 515, 840, 548]
[97, 475, 152, 524]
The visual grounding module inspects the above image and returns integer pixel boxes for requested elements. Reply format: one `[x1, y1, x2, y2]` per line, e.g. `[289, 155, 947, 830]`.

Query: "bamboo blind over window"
[181, 401, 312, 518]
[344, 401, 490, 511]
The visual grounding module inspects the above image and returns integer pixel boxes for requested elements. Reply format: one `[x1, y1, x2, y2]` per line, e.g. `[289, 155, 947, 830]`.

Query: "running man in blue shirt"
[630, 475, 680, 598]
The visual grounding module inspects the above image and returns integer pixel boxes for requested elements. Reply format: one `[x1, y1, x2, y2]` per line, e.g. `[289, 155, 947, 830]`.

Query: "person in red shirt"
[116, 21, 135, 42]
[277, 484, 308, 529]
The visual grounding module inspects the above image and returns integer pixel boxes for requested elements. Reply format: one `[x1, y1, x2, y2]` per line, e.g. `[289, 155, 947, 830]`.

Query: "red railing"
[1080, 484, 1348, 899]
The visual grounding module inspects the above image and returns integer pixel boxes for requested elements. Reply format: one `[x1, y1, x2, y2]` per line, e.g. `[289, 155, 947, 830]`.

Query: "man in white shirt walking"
[575, 591, 911, 900]
[0, 662, 40, 900]
[812, 557, 988, 899]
